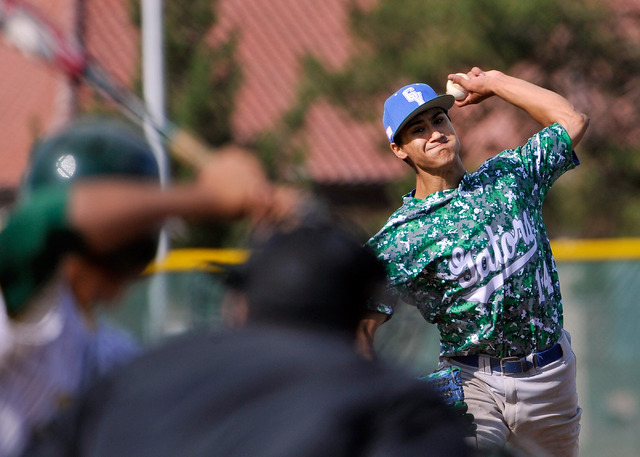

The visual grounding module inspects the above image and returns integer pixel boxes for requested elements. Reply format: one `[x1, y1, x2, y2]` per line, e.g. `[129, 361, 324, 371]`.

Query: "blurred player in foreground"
[360, 67, 589, 456]
[0, 116, 298, 457]
[21, 222, 473, 457]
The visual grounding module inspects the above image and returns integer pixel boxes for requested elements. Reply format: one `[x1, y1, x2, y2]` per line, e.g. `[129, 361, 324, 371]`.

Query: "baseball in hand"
[446, 73, 469, 101]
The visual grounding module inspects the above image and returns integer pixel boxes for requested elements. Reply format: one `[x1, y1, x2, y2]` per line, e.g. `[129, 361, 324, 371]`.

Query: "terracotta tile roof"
[209, 0, 407, 185]
[3, 0, 640, 191]
[0, 0, 76, 190]
[82, 0, 139, 89]
[0, 0, 139, 192]
[0, 50, 61, 188]
[209, 0, 352, 140]
[0, 0, 404, 191]
[305, 100, 404, 182]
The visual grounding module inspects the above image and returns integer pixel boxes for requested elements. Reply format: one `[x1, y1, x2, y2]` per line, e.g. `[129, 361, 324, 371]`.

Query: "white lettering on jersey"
[448, 210, 537, 303]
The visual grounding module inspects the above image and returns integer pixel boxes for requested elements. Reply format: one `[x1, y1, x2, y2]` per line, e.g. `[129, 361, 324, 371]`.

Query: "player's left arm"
[355, 311, 389, 360]
[450, 67, 590, 147]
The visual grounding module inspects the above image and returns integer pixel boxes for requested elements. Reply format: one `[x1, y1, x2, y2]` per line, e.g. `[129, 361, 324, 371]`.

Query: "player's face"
[391, 108, 461, 173]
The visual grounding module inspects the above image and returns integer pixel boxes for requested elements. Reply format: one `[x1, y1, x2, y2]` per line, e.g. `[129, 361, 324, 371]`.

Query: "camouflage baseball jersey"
[367, 123, 578, 358]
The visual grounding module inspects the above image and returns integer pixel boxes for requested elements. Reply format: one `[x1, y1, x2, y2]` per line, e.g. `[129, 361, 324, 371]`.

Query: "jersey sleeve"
[514, 123, 578, 200]
[0, 186, 85, 316]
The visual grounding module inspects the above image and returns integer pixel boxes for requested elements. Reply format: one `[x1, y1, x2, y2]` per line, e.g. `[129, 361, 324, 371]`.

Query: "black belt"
[449, 343, 563, 374]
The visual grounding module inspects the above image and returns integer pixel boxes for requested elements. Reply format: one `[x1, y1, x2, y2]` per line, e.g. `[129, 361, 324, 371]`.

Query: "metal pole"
[141, 0, 170, 343]
[142, 0, 168, 189]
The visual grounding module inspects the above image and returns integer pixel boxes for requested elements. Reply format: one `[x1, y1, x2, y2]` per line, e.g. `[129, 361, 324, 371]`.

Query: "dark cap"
[23, 116, 159, 195]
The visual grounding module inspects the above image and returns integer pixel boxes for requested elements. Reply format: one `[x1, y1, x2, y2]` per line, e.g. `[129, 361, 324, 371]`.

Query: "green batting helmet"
[24, 116, 160, 194]
[22, 116, 162, 276]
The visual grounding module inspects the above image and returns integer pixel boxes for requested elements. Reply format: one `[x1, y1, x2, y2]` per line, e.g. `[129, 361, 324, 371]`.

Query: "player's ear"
[390, 142, 408, 160]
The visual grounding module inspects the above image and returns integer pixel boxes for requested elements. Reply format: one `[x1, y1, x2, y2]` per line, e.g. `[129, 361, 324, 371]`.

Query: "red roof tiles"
[1, 0, 409, 191]
[209, 0, 406, 184]
[0, 0, 76, 190]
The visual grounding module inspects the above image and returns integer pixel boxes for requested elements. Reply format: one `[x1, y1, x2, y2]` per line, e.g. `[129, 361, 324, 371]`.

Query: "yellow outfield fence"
[145, 238, 640, 274]
[551, 238, 640, 262]
[144, 248, 249, 274]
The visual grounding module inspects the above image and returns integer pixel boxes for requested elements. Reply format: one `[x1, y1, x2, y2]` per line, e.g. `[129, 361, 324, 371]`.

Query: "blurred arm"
[71, 146, 301, 254]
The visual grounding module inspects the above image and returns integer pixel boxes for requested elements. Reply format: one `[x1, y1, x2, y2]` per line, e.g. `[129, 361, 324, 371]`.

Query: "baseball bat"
[0, 0, 211, 169]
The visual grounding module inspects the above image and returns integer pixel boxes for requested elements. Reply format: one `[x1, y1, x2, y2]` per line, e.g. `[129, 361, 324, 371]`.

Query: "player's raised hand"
[450, 67, 589, 145]
[448, 67, 499, 107]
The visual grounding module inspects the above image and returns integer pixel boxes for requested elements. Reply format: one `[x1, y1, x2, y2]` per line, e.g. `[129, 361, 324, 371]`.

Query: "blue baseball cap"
[383, 83, 455, 143]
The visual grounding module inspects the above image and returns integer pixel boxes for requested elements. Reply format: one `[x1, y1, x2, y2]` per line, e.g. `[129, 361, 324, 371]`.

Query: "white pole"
[142, 0, 168, 189]
[141, 0, 170, 343]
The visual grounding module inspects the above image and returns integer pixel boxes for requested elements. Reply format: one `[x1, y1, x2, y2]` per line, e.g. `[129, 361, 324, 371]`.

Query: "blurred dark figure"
[0, 115, 299, 457]
[22, 223, 472, 457]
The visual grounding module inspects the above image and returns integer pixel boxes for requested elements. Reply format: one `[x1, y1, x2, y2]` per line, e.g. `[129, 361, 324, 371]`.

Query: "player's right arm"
[450, 67, 590, 147]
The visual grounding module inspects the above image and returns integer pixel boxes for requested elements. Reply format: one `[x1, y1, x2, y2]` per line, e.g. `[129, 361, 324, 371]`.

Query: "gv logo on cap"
[402, 86, 425, 105]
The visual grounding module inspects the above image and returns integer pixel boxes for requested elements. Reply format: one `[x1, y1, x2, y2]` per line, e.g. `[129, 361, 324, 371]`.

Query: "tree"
[164, 0, 241, 150]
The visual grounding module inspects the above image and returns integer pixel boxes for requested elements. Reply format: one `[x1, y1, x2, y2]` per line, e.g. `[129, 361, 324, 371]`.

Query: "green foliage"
[129, 0, 241, 154]
[163, 0, 217, 82]
[164, 1, 241, 148]
[130, 0, 245, 247]
[171, 36, 241, 147]
[167, 1, 248, 247]
[341, 0, 606, 102]
[253, 128, 310, 185]
[283, 0, 611, 128]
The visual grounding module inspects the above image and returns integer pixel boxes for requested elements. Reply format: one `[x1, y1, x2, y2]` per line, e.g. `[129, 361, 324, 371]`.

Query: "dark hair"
[236, 223, 386, 334]
[83, 235, 159, 278]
